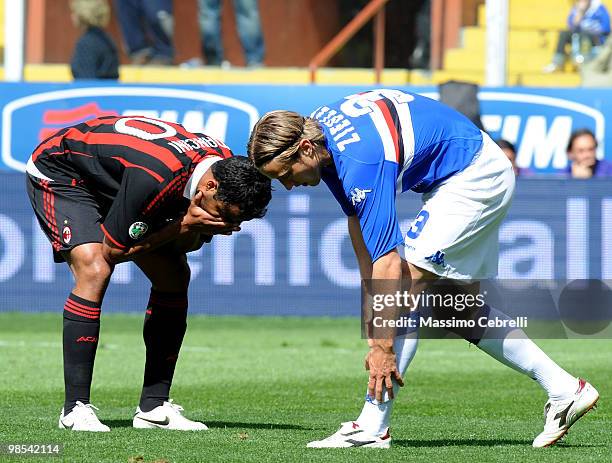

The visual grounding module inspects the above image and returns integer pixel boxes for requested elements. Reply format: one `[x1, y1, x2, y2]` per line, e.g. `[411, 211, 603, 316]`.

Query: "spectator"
[565, 128, 612, 178]
[409, 0, 431, 69]
[581, 33, 612, 85]
[70, 0, 119, 80]
[198, 0, 265, 67]
[113, 0, 174, 65]
[544, 0, 610, 73]
[497, 139, 520, 176]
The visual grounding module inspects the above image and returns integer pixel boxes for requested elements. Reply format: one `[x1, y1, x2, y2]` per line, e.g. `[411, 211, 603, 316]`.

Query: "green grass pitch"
[0, 312, 610, 463]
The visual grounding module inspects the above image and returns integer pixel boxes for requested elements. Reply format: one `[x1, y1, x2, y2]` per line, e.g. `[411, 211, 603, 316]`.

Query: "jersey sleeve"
[100, 168, 165, 248]
[344, 160, 404, 262]
[321, 166, 356, 216]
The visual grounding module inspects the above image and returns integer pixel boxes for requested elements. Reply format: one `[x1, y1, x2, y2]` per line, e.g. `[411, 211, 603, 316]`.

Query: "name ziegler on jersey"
[311, 106, 361, 152]
[167, 135, 229, 154]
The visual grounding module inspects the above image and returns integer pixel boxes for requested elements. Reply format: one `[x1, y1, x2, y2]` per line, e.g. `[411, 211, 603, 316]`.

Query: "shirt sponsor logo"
[129, 222, 149, 240]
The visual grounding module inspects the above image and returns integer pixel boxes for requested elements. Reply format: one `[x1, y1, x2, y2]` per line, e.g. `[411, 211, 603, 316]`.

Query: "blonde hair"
[70, 0, 110, 28]
[247, 110, 325, 168]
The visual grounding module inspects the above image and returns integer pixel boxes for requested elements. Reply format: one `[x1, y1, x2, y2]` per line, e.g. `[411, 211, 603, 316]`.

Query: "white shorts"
[403, 132, 515, 280]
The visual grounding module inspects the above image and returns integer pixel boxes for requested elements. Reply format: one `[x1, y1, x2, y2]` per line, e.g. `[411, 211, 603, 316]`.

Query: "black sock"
[63, 293, 101, 414]
[139, 289, 188, 412]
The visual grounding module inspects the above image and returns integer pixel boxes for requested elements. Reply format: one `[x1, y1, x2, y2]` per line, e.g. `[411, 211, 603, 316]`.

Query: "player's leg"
[355, 260, 428, 430]
[404, 133, 598, 446]
[308, 259, 426, 448]
[26, 175, 111, 431]
[428, 275, 599, 447]
[62, 244, 113, 408]
[469, 285, 598, 447]
[132, 248, 207, 430]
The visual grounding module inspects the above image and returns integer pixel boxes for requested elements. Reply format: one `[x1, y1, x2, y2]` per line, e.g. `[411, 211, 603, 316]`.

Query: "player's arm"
[101, 173, 237, 264]
[347, 161, 405, 402]
[348, 215, 373, 280]
[324, 169, 374, 278]
[103, 190, 238, 264]
[350, 211, 400, 382]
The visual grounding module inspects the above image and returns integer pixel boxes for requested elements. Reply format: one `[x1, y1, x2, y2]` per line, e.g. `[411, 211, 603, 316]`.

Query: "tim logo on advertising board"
[479, 92, 605, 172]
[0, 86, 259, 172]
[421, 90, 605, 172]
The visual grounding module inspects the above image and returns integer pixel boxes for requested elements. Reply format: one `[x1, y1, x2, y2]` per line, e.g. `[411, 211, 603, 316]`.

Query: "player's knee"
[153, 258, 191, 293]
[71, 247, 113, 287]
[174, 262, 191, 291]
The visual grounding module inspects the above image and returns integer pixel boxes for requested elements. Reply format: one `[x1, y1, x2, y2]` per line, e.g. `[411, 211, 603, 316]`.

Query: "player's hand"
[365, 344, 404, 402]
[182, 191, 240, 235]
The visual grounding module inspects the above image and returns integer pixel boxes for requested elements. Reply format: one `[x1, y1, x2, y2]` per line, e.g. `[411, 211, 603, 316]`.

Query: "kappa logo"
[1, 87, 259, 173]
[129, 222, 149, 240]
[349, 188, 372, 205]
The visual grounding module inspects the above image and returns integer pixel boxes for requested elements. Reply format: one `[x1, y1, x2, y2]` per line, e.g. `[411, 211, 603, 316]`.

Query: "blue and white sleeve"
[348, 161, 404, 262]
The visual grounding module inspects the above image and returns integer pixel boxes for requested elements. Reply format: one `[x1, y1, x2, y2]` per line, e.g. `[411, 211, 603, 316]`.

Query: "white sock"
[477, 308, 578, 401]
[356, 329, 418, 436]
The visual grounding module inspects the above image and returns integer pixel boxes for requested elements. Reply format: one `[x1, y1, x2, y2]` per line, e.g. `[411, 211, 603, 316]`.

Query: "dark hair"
[496, 139, 516, 154]
[211, 156, 272, 222]
[567, 128, 597, 152]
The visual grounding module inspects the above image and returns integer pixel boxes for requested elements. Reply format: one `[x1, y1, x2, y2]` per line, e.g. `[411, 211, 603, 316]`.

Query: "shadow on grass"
[104, 419, 310, 430]
[394, 438, 604, 449]
[206, 421, 310, 430]
[105, 420, 137, 428]
[393, 438, 531, 448]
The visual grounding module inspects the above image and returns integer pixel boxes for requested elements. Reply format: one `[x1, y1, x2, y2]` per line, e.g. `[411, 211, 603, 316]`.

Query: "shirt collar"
[183, 156, 223, 200]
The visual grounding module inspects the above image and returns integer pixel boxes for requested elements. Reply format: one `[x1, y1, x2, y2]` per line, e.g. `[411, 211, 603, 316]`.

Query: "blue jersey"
[315, 89, 483, 262]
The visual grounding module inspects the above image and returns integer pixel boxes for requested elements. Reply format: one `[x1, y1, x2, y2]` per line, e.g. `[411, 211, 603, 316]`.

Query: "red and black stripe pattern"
[39, 180, 62, 251]
[33, 115, 233, 185]
[30, 116, 234, 248]
[145, 290, 189, 315]
[374, 97, 406, 167]
[64, 293, 101, 321]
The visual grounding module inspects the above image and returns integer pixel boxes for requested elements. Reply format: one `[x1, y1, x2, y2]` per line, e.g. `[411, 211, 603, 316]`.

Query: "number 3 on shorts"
[406, 210, 430, 239]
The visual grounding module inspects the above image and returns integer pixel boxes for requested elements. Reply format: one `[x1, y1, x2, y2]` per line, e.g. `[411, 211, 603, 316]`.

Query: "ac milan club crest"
[62, 226, 72, 244]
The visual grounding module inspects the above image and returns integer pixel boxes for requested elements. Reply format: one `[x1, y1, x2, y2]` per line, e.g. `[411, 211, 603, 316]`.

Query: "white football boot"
[133, 400, 208, 431]
[532, 378, 599, 448]
[58, 401, 110, 432]
[307, 421, 391, 448]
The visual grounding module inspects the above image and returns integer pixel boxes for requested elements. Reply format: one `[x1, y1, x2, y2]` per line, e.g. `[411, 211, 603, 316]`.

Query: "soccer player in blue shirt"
[248, 89, 599, 448]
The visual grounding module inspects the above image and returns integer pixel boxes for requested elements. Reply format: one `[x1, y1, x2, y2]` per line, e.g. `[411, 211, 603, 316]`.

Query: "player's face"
[568, 134, 597, 167]
[260, 142, 322, 190]
[198, 191, 242, 225]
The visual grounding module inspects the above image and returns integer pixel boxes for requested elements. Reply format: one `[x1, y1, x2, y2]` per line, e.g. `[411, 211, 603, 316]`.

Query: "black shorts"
[26, 174, 105, 263]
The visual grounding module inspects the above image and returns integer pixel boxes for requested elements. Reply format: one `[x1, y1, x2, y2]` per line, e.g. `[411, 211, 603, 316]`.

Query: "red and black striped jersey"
[28, 115, 233, 248]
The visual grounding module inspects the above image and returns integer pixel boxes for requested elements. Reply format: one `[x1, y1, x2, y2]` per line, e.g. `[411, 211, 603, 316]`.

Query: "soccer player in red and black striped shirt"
[26, 115, 271, 432]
